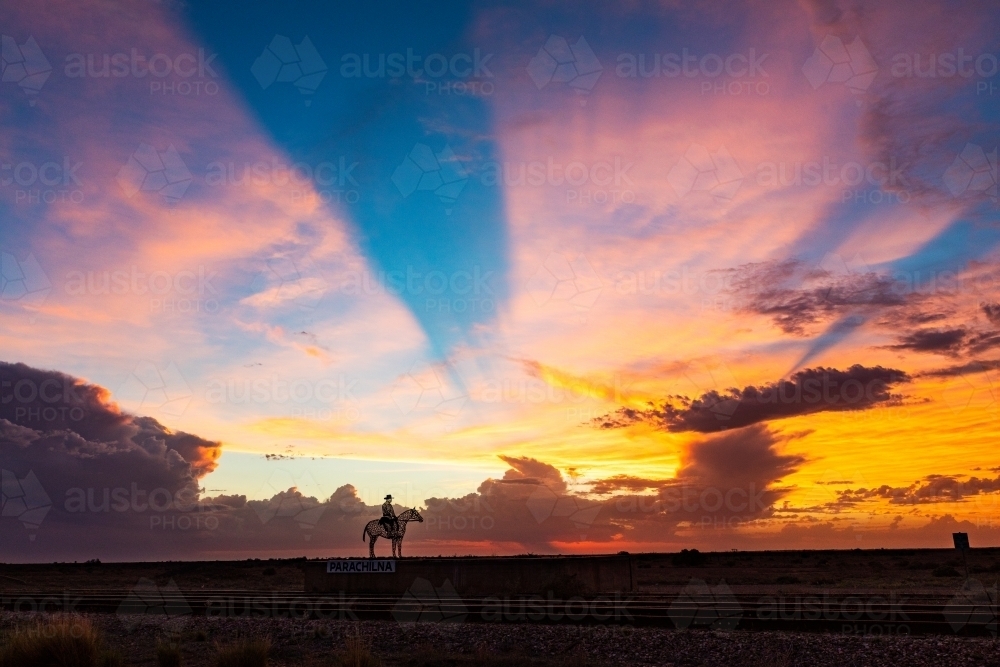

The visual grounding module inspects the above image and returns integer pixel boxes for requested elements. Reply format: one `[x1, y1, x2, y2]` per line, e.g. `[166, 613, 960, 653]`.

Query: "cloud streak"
[593, 365, 909, 432]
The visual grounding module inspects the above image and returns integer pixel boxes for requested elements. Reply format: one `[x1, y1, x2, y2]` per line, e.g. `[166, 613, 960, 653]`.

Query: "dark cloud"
[884, 328, 968, 355]
[982, 302, 1000, 325]
[0, 362, 982, 560]
[0, 361, 220, 488]
[884, 329, 1000, 357]
[899, 312, 951, 326]
[835, 474, 1000, 506]
[601, 426, 805, 538]
[675, 425, 804, 491]
[593, 365, 909, 433]
[915, 358, 1000, 378]
[721, 260, 907, 336]
[967, 331, 1000, 354]
[495, 455, 567, 492]
[0, 364, 808, 558]
[588, 476, 668, 495]
[454, 425, 807, 548]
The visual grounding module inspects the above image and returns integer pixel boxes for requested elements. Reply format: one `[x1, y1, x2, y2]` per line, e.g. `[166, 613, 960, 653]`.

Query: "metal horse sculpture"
[363, 508, 423, 558]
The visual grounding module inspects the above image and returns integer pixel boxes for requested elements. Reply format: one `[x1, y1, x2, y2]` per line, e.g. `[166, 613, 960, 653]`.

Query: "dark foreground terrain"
[0, 549, 997, 665]
[0, 613, 998, 666]
[2, 548, 999, 594]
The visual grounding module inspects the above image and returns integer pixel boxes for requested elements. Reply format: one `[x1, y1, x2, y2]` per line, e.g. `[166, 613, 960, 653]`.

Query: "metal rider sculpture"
[363, 496, 423, 558]
[380, 494, 398, 535]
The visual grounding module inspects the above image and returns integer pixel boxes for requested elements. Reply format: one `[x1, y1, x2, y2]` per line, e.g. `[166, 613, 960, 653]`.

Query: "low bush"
[215, 637, 270, 667]
[1, 616, 102, 667]
[156, 642, 182, 667]
[335, 632, 381, 667]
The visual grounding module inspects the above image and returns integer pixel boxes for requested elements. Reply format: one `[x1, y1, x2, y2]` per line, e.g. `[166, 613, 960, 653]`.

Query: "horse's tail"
[361, 523, 367, 542]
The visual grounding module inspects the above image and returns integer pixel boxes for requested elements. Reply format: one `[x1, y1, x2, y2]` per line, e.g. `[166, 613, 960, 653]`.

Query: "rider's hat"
[384, 494, 393, 500]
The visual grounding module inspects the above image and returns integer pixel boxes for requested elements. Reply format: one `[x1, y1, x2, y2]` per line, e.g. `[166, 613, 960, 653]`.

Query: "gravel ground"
[2, 612, 999, 666]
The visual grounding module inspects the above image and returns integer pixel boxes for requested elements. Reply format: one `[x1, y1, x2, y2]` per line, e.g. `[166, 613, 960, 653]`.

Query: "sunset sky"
[1, 0, 999, 560]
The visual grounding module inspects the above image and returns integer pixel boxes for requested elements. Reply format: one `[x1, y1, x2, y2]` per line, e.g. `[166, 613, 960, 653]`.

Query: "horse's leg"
[398, 539, 403, 558]
[369, 534, 377, 559]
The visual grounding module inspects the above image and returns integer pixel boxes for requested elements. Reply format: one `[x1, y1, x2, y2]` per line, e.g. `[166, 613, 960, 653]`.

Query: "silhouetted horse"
[362, 508, 423, 558]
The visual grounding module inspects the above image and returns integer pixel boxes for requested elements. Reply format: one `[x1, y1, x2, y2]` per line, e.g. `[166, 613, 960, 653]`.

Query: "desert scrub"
[156, 641, 182, 667]
[1, 615, 102, 667]
[99, 648, 125, 667]
[335, 631, 381, 667]
[214, 636, 270, 667]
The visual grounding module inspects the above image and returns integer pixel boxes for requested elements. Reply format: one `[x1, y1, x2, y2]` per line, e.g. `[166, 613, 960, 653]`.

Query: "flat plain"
[0, 549, 998, 666]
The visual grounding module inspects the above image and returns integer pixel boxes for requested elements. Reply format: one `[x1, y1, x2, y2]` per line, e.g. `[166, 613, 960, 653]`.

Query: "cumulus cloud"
[0, 363, 810, 557]
[495, 455, 567, 492]
[0, 362, 990, 559]
[593, 365, 909, 433]
[674, 425, 804, 491]
[0, 361, 220, 486]
[422, 425, 805, 549]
